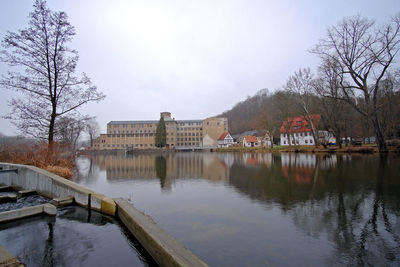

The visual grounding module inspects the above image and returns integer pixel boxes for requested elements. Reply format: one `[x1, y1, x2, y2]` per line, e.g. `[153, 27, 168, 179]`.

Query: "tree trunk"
[371, 112, 387, 152]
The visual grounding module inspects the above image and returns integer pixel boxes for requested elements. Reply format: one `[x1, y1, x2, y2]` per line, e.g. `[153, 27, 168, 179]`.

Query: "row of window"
[177, 127, 202, 131]
[282, 132, 312, 137]
[283, 139, 313, 145]
[177, 142, 200, 146]
[112, 124, 154, 128]
[178, 132, 202, 136]
[106, 133, 155, 137]
[178, 122, 202, 126]
[177, 137, 201, 141]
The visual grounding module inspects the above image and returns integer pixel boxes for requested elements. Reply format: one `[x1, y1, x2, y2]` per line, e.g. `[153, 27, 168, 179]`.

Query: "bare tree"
[285, 68, 320, 147]
[85, 118, 100, 147]
[54, 116, 86, 150]
[311, 15, 400, 152]
[315, 58, 353, 148]
[273, 91, 298, 146]
[0, 0, 105, 146]
[253, 100, 278, 148]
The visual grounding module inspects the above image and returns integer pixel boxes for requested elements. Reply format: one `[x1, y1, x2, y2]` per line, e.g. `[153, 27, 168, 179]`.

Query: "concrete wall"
[0, 163, 115, 216]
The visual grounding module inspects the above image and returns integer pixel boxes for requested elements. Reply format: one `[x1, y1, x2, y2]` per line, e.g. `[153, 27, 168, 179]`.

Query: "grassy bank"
[216, 144, 400, 154]
[0, 143, 74, 178]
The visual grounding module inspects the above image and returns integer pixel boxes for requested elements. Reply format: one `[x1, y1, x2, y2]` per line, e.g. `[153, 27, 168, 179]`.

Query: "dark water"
[73, 152, 400, 266]
[0, 206, 157, 266]
[0, 193, 50, 212]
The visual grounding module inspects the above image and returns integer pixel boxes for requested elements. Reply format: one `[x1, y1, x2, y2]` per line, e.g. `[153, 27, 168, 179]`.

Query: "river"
[73, 152, 400, 266]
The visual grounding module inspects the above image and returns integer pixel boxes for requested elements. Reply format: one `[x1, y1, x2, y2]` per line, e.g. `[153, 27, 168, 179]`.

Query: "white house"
[217, 132, 234, 148]
[280, 114, 335, 146]
[243, 136, 259, 147]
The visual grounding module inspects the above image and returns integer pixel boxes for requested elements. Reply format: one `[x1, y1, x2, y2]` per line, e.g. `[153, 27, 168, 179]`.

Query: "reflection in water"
[0, 206, 157, 267]
[155, 156, 167, 190]
[73, 152, 400, 266]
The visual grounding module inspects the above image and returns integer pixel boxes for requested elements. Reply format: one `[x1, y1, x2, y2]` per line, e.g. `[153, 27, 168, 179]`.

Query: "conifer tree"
[155, 117, 166, 147]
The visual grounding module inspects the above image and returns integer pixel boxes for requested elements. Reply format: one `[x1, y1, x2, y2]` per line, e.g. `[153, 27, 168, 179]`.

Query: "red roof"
[244, 136, 258, 143]
[218, 132, 229, 141]
[280, 114, 321, 133]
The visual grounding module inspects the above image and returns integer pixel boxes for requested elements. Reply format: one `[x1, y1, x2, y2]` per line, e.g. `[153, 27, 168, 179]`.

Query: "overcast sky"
[0, 0, 398, 136]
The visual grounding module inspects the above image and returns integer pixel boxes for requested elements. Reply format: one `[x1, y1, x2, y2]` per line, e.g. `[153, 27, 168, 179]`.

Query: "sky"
[0, 0, 399, 136]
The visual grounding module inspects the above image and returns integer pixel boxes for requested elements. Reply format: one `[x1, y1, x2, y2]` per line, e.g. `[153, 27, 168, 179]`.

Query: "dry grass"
[0, 142, 75, 179]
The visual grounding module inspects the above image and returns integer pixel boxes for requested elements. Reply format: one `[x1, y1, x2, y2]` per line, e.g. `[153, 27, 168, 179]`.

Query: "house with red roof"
[243, 136, 259, 147]
[280, 114, 335, 146]
[217, 132, 234, 148]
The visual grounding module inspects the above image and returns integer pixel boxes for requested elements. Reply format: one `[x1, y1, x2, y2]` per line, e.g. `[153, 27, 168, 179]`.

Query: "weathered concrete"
[0, 245, 25, 267]
[51, 196, 74, 207]
[18, 189, 36, 197]
[0, 163, 116, 216]
[0, 185, 13, 192]
[0, 194, 17, 203]
[115, 198, 208, 267]
[0, 203, 56, 224]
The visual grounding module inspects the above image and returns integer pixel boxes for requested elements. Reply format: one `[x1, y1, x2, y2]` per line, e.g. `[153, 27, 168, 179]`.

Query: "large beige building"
[93, 112, 228, 150]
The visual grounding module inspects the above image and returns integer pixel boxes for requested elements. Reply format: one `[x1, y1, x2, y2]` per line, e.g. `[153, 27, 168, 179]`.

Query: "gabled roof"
[218, 132, 229, 141]
[280, 114, 321, 133]
[244, 136, 258, 143]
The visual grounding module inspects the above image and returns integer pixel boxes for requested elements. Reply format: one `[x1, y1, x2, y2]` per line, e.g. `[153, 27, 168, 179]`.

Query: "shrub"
[0, 142, 74, 179]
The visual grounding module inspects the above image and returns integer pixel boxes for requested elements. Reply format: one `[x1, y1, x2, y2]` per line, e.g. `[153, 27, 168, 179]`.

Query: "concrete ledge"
[51, 196, 74, 207]
[0, 245, 24, 267]
[18, 189, 36, 197]
[0, 185, 13, 192]
[0, 163, 116, 216]
[0, 194, 17, 203]
[0, 203, 56, 224]
[115, 198, 208, 267]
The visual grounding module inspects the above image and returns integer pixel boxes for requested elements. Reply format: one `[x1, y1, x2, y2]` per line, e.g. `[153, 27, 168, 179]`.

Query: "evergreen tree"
[155, 117, 166, 147]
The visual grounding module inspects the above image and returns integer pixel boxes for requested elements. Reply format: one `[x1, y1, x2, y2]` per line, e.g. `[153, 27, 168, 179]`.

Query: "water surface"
[73, 152, 400, 266]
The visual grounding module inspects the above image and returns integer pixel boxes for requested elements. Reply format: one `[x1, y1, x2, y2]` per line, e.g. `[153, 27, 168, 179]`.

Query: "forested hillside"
[218, 89, 272, 134]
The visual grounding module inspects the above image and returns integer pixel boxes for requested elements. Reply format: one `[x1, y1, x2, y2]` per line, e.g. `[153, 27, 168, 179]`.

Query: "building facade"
[93, 112, 228, 150]
[217, 132, 234, 148]
[280, 114, 336, 146]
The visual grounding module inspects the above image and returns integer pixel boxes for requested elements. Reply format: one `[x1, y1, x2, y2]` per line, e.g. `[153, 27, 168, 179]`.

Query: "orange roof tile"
[280, 114, 321, 133]
[218, 132, 229, 141]
[244, 136, 258, 143]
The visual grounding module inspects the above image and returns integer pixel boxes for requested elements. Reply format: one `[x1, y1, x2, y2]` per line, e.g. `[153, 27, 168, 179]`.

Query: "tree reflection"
[155, 156, 167, 189]
[287, 154, 400, 265]
[228, 153, 400, 265]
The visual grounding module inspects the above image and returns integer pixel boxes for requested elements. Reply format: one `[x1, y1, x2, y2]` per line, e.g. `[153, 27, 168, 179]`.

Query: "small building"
[243, 136, 259, 147]
[217, 132, 234, 148]
[280, 114, 335, 146]
[255, 132, 272, 147]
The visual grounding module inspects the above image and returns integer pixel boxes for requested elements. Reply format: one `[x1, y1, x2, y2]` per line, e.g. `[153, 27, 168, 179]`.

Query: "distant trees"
[220, 89, 270, 134]
[311, 15, 400, 152]
[0, 0, 105, 146]
[54, 116, 86, 150]
[314, 58, 351, 148]
[85, 118, 100, 147]
[155, 117, 166, 148]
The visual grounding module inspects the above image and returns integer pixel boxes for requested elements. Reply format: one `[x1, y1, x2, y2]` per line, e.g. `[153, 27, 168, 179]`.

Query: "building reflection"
[88, 153, 232, 191]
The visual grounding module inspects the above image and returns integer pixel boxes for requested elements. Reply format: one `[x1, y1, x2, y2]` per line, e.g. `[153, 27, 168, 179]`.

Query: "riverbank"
[216, 144, 400, 153]
[0, 143, 74, 179]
